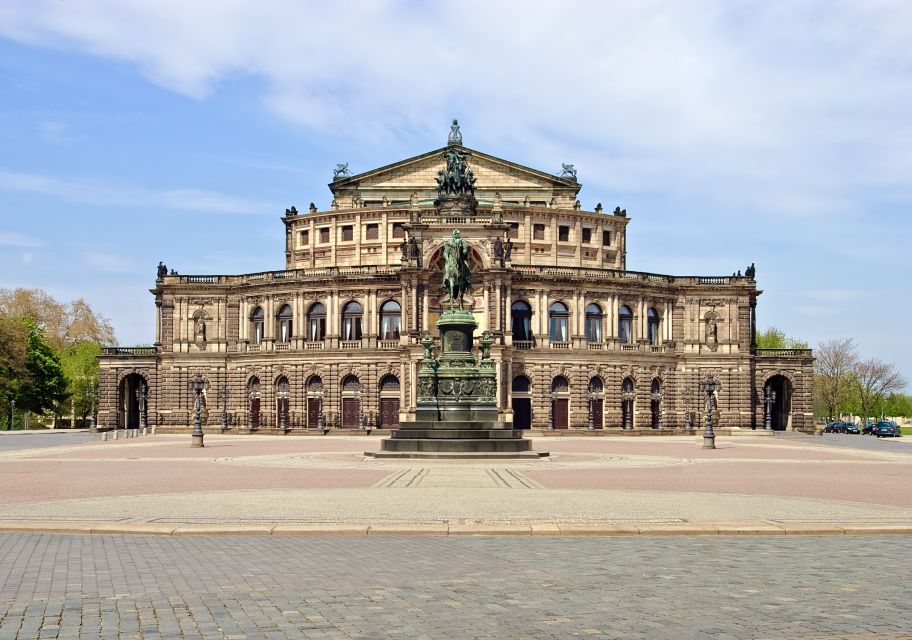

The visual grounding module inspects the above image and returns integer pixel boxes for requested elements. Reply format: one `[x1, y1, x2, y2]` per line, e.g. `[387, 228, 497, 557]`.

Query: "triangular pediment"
[329, 146, 581, 206]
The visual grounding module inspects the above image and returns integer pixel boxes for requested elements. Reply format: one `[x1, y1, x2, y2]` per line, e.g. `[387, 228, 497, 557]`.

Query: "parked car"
[874, 421, 902, 438]
[843, 422, 860, 434]
[824, 421, 858, 434]
[862, 421, 877, 435]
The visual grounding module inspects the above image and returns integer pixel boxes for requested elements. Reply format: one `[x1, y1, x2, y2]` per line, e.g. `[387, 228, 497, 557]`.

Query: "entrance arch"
[551, 376, 570, 429]
[378, 375, 400, 428]
[765, 374, 793, 431]
[511, 376, 532, 429]
[118, 373, 146, 429]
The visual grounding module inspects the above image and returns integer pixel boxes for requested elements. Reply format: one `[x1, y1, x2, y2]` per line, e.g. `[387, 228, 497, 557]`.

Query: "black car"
[824, 421, 858, 434]
[843, 422, 860, 434]
[862, 421, 877, 435]
[874, 421, 901, 438]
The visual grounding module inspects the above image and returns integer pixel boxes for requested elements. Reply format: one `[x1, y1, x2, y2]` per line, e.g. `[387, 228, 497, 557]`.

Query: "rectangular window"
[392, 222, 405, 238]
[508, 223, 520, 239]
[299, 229, 309, 246]
[319, 228, 329, 243]
[582, 228, 592, 244]
[365, 223, 379, 240]
[341, 225, 353, 242]
[533, 223, 545, 240]
[602, 230, 611, 246]
[558, 226, 569, 242]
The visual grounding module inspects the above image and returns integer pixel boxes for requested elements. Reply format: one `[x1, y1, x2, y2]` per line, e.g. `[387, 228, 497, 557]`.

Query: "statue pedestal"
[369, 309, 546, 459]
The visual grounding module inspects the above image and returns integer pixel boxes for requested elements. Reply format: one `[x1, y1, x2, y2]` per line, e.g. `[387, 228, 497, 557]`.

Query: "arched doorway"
[621, 377, 635, 430]
[379, 375, 400, 428]
[765, 375, 793, 431]
[588, 377, 604, 429]
[247, 377, 261, 430]
[275, 376, 290, 430]
[551, 376, 570, 429]
[650, 379, 662, 428]
[118, 373, 146, 429]
[341, 375, 361, 428]
[306, 376, 323, 428]
[511, 376, 532, 429]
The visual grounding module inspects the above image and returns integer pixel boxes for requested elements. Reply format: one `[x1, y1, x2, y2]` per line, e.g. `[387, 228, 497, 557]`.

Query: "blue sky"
[0, 1, 909, 389]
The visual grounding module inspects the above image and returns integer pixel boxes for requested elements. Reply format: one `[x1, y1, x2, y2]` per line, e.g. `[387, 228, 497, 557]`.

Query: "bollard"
[142, 427, 147, 436]
[102, 432, 107, 442]
[151, 426, 156, 436]
[113, 430, 118, 440]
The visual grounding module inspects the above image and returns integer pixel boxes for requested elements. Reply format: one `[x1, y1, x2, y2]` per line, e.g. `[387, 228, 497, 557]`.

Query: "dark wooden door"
[591, 398, 603, 429]
[250, 398, 260, 429]
[307, 398, 320, 428]
[342, 398, 360, 428]
[380, 398, 400, 428]
[512, 398, 531, 429]
[552, 398, 569, 429]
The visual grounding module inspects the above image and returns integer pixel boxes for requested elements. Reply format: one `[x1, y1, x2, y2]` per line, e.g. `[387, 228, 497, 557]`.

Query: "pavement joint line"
[2, 520, 912, 536]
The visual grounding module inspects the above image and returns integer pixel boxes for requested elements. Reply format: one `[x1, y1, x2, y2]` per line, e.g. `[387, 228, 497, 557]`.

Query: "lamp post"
[764, 385, 776, 431]
[547, 393, 554, 430]
[682, 388, 693, 432]
[622, 389, 634, 431]
[587, 391, 594, 431]
[188, 374, 208, 447]
[219, 384, 229, 433]
[277, 385, 289, 432]
[135, 384, 147, 431]
[702, 379, 718, 449]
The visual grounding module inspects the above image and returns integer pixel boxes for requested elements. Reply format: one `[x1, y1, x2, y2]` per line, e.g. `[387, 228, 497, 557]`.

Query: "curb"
[2, 521, 911, 537]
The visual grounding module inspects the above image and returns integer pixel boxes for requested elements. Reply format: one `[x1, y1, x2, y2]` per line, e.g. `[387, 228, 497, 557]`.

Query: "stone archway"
[117, 373, 146, 429]
[764, 374, 793, 431]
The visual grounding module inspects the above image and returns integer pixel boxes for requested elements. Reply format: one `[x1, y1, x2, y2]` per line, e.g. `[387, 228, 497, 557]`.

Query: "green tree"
[756, 327, 809, 350]
[0, 317, 30, 427]
[881, 393, 912, 418]
[59, 341, 101, 424]
[853, 358, 906, 426]
[17, 319, 68, 417]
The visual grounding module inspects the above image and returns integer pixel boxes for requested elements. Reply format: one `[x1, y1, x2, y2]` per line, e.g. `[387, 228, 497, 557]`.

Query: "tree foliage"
[0, 317, 30, 409]
[853, 357, 907, 423]
[0, 288, 115, 349]
[756, 327, 808, 350]
[814, 338, 857, 419]
[17, 319, 68, 415]
[882, 393, 912, 418]
[59, 341, 101, 421]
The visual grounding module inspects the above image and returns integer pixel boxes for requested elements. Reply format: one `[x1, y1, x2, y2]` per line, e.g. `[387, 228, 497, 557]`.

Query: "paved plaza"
[1, 534, 911, 639]
[0, 432, 911, 534]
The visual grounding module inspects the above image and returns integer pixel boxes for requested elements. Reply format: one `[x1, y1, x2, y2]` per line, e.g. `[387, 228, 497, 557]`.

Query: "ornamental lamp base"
[191, 433, 205, 448]
[702, 434, 716, 449]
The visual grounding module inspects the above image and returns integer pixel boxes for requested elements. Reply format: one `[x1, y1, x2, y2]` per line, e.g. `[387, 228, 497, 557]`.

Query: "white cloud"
[0, 167, 275, 215]
[1, 1, 909, 217]
[0, 231, 43, 247]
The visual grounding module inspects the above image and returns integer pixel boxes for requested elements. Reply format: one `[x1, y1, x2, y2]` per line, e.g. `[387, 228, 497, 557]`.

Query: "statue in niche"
[400, 238, 409, 260]
[408, 236, 422, 267]
[195, 317, 207, 342]
[504, 237, 513, 261]
[493, 236, 503, 262]
[705, 315, 718, 345]
[442, 229, 471, 309]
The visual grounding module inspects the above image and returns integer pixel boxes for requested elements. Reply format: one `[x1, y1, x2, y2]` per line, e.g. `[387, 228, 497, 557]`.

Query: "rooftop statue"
[442, 229, 471, 309]
[559, 163, 577, 180]
[332, 163, 351, 180]
[448, 119, 463, 146]
[436, 148, 476, 197]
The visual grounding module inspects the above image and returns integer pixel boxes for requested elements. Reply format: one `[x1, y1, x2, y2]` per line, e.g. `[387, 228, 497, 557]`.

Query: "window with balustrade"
[250, 307, 264, 345]
[276, 305, 293, 344]
[585, 303, 603, 342]
[618, 305, 633, 344]
[379, 300, 401, 340]
[647, 307, 660, 345]
[342, 301, 363, 341]
[511, 301, 532, 341]
[307, 302, 326, 341]
[548, 301, 569, 343]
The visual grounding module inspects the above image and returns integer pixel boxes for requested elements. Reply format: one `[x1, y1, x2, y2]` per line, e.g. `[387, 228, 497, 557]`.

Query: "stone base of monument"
[368, 306, 547, 459]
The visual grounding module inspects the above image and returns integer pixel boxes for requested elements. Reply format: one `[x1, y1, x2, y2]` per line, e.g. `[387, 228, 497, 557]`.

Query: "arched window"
[585, 303, 603, 343]
[307, 303, 326, 342]
[512, 376, 531, 393]
[378, 375, 400, 429]
[511, 301, 532, 341]
[379, 375, 400, 392]
[551, 376, 569, 393]
[618, 305, 633, 344]
[342, 375, 361, 392]
[276, 305, 293, 344]
[379, 300, 401, 340]
[342, 301, 363, 341]
[647, 307, 660, 346]
[549, 302, 569, 343]
[588, 376, 603, 393]
[250, 307, 264, 345]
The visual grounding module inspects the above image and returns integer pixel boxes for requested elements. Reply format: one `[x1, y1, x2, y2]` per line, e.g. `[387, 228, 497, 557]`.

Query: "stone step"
[390, 428, 519, 440]
[366, 450, 548, 459]
[380, 438, 533, 453]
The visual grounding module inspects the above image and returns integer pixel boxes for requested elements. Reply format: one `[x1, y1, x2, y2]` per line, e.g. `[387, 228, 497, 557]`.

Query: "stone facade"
[99, 137, 813, 433]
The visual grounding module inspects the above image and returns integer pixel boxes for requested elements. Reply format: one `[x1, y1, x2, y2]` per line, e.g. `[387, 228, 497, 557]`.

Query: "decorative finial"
[448, 119, 463, 146]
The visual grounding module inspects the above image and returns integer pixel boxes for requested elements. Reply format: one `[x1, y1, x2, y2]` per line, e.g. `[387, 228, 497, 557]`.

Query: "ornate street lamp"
[702, 379, 718, 449]
[621, 388, 635, 431]
[682, 387, 693, 432]
[317, 398, 325, 430]
[586, 390, 594, 431]
[135, 384, 148, 430]
[188, 374, 208, 447]
[547, 393, 554, 430]
[764, 385, 777, 431]
[218, 384, 229, 433]
[277, 384, 289, 432]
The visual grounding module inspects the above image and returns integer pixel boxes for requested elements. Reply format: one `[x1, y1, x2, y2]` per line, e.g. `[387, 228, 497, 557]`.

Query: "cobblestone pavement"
[0, 431, 96, 452]
[0, 533, 909, 639]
